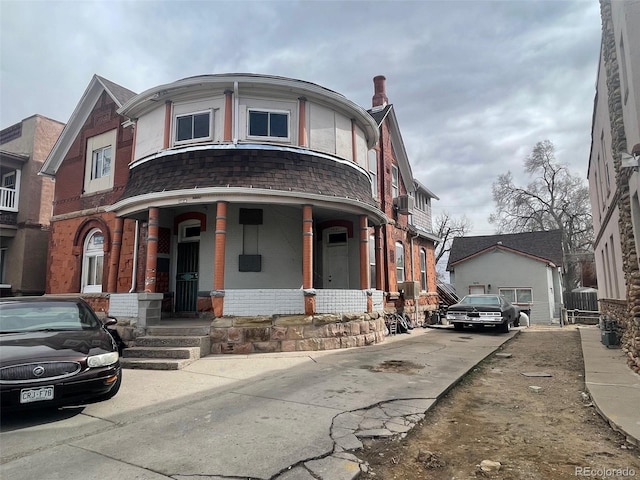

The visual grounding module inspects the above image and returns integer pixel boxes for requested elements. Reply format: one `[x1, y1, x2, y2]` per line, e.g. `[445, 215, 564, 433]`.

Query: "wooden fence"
[563, 291, 598, 311]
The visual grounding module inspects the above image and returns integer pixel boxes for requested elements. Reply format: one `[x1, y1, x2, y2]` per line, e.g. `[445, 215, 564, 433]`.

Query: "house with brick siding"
[0, 115, 64, 296]
[40, 73, 439, 353]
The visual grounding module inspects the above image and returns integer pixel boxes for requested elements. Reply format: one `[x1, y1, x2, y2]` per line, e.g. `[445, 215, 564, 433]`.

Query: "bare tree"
[489, 140, 593, 290]
[434, 211, 472, 278]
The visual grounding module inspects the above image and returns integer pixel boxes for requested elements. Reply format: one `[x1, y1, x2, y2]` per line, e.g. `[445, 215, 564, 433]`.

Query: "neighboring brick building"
[588, 0, 640, 372]
[0, 115, 64, 296]
[41, 73, 439, 352]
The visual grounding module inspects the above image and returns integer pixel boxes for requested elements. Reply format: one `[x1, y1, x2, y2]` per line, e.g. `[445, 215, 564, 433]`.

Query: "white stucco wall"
[223, 204, 302, 289]
[134, 105, 166, 161]
[308, 102, 336, 153]
[335, 113, 353, 161]
[593, 207, 626, 300]
[451, 249, 559, 324]
[131, 87, 370, 167]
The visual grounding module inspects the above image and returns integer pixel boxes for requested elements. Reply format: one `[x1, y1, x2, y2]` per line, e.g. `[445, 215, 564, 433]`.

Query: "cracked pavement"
[1, 327, 517, 480]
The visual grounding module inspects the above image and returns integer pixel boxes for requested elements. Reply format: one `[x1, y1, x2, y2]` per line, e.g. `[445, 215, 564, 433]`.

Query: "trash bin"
[600, 316, 620, 347]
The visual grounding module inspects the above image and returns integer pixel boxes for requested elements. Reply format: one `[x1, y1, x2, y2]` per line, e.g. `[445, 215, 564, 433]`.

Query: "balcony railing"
[0, 187, 18, 211]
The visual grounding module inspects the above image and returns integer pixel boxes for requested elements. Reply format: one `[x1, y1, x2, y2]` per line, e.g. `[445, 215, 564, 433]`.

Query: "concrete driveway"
[1, 327, 516, 480]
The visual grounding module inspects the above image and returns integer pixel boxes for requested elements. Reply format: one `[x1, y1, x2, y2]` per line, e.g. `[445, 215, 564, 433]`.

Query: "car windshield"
[0, 302, 101, 333]
[459, 296, 501, 306]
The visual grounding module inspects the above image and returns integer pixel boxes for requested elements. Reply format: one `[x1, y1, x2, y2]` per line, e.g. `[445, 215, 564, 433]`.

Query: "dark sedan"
[0, 296, 121, 410]
[445, 294, 520, 333]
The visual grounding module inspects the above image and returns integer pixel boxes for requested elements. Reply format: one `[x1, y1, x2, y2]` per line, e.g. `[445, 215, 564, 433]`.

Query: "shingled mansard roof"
[446, 230, 564, 271]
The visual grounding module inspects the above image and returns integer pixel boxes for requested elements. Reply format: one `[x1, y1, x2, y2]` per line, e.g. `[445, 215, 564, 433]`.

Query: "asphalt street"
[0, 327, 516, 480]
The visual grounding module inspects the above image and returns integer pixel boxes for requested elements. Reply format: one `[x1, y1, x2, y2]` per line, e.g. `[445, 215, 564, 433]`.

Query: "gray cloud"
[0, 0, 601, 237]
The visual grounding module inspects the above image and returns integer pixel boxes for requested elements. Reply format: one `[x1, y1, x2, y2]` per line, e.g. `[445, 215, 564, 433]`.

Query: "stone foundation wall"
[600, 298, 640, 373]
[209, 312, 386, 354]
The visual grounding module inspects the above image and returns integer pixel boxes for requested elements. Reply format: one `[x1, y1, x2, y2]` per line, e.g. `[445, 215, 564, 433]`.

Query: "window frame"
[420, 248, 427, 292]
[174, 110, 213, 145]
[82, 229, 104, 293]
[84, 129, 116, 194]
[0, 247, 7, 287]
[92, 145, 112, 180]
[395, 241, 405, 284]
[178, 220, 201, 243]
[2, 171, 16, 189]
[247, 108, 290, 142]
[391, 165, 399, 199]
[498, 287, 533, 304]
[369, 234, 376, 289]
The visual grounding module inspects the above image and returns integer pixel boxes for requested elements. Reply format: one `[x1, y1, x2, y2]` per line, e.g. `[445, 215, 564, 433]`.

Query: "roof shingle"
[446, 230, 564, 270]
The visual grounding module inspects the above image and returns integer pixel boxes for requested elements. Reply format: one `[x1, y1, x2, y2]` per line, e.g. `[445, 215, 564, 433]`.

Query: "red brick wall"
[47, 213, 145, 295]
[47, 213, 114, 293]
[53, 91, 132, 217]
[377, 113, 437, 313]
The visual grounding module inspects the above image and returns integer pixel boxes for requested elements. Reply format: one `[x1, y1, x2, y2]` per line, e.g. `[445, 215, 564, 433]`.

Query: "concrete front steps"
[120, 326, 211, 370]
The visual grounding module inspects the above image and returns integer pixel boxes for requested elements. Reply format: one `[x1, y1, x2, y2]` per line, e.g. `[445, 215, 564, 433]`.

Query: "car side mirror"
[103, 316, 117, 327]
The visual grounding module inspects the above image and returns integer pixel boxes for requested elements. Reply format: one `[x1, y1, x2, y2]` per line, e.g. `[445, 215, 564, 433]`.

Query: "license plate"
[20, 386, 54, 404]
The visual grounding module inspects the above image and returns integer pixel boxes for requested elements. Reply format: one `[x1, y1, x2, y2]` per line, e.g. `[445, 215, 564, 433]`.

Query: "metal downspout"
[233, 81, 239, 144]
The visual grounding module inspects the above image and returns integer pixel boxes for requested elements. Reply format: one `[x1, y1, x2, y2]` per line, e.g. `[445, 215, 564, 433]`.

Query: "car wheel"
[453, 322, 464, 331]
[498, 318, 511, 333]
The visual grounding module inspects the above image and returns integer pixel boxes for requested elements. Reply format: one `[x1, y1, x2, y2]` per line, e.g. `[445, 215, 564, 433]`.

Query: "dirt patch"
[365, 360, 425, 375]
[357, 327, 640, 479]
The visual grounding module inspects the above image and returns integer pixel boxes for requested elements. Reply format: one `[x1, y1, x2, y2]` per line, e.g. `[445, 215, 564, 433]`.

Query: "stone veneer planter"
[209, 312, 386, 354]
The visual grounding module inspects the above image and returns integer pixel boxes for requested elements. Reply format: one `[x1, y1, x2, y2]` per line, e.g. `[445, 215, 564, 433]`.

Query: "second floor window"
[2, 171, 16, 189]
[368, 150, 378, 197]
[176, 112, 211, 142]
[92, 146, 111, 180]
[248, 110, 289, 140]
[391, 165, 399, 198]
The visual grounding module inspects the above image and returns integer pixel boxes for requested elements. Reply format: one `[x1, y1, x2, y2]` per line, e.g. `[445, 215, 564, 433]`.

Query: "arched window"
[82, 229, 104, 293]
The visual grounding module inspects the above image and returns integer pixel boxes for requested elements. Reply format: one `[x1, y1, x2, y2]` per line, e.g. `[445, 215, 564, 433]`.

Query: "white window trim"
[178, 220, 201, 243]
[396, 241, 405, 284]
[0, 169, 20, 212]
[498, 287, 533, 304]
[391, 165, 399, 199]
[173, 109, 213, 145]
[369, 234, 376, 289]
[420, 249, 427, 292]
[92, 145, 112, 180]
[247, 108, 291, 142]
[82, 229, 104, 293]
[84, 129, 116, 194]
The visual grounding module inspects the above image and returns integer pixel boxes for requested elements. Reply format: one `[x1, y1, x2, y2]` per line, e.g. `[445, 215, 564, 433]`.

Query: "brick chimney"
[372, 75, 388, 107]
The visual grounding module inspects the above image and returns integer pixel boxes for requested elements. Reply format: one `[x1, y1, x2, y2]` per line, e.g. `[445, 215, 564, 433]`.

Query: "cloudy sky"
[1, 0, 601, 238]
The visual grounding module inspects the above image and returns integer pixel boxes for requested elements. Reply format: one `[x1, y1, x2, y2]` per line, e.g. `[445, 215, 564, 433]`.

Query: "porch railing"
[0, 187, 17, 211]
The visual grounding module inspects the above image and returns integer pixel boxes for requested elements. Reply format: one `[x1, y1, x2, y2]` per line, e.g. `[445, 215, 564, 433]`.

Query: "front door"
[176, 242, 199, 312]
[323, 227, 349, 288]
